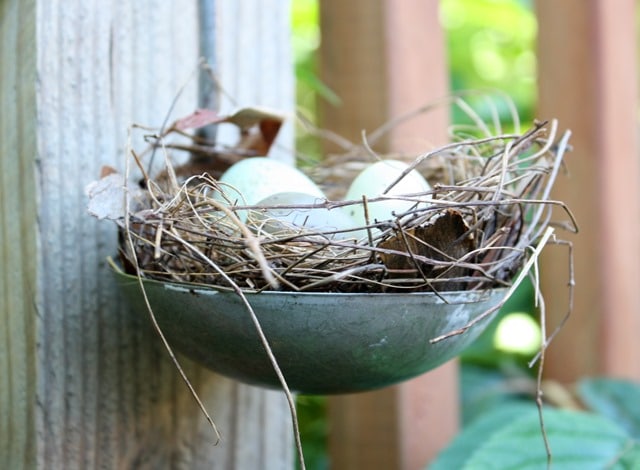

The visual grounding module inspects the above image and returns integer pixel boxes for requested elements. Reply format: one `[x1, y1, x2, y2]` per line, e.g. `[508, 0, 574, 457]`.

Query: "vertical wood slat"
[537, 0, 640, 382]
[319, 1, 455, 468]
[0, 1, 38, 469]
[214, 0, 295, 164]
[1, 1, 294, 468]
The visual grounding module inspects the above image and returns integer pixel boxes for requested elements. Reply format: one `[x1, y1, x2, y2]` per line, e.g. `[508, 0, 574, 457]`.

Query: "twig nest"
[88, 101, 576, 296]
[249, 192, 356, 241]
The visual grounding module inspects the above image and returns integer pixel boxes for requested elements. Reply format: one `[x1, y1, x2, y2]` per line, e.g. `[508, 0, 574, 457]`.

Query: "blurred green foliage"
[292, 2, 539, 468]
[292, 0, 320, 116]
[292, 0, 537, 160]
[441, 0, 537, 124]
[295, 394, 329, 470]
[291, 0, 330, 165]
[294, 0, 538, 112]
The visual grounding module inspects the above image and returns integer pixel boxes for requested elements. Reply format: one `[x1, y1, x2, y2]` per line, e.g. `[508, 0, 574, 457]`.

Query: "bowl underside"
[113, 266, 507, 394]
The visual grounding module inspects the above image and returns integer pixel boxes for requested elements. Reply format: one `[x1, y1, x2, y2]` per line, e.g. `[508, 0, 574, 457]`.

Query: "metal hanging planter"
[90, 100, 575, 396]
[112, 261, 506, 394]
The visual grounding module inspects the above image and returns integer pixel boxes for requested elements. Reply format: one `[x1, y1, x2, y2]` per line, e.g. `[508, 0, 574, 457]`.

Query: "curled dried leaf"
[378, 209, 476, 290]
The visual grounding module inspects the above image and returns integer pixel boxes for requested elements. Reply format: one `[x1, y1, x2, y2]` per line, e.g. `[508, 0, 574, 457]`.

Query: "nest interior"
[116, 112, 574, 295]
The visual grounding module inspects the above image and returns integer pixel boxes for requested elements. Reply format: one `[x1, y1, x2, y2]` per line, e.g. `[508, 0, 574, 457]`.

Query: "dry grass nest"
[116, 110, 576, 295]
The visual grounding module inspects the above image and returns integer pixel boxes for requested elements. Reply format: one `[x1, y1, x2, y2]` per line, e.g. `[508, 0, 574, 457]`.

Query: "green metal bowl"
[112, 263, 506, 394]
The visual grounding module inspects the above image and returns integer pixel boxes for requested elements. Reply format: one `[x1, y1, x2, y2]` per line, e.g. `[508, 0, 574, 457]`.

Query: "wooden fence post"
[319, 1, 455, 468]
[537, 0, 640, 382]
[0, 1, 295, 468]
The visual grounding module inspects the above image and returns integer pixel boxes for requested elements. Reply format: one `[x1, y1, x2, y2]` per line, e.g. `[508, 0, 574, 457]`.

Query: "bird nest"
[90, 100, 575, 295]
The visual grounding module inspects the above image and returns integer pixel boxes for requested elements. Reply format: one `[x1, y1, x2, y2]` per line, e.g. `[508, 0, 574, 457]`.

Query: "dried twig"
[122, 126, 222, 445]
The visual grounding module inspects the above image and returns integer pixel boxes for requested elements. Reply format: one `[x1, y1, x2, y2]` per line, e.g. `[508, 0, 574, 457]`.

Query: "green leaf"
[429, 402, 535, 470]
[578, 378, 640, 439]
[430, 407, 633, 470]
[460, 364, 530, 425]
[465, 409, 631, 469]
[615, 442, 640, 469]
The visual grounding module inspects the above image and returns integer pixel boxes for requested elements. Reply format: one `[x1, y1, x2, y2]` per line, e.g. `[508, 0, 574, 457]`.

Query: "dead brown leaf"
[378, 209, 476, 290]
[159, 106, 286, 182]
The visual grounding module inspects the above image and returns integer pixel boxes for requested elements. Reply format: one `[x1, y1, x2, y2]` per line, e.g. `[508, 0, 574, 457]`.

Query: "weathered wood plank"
[0, 1, 38, 468]
[537, 0, 640, 382]
[214, 0, 295, 163]
[319, 1, 456, 468]
[1, 0, 295, 468]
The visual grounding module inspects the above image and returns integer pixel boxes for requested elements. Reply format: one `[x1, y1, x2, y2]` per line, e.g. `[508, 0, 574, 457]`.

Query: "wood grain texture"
[214, 0, 295, 163]
[0, 1, 38, 468]
[320, 1, 456, 468]
[537, 0, 640, 382]
[1, 0, 294, 468]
